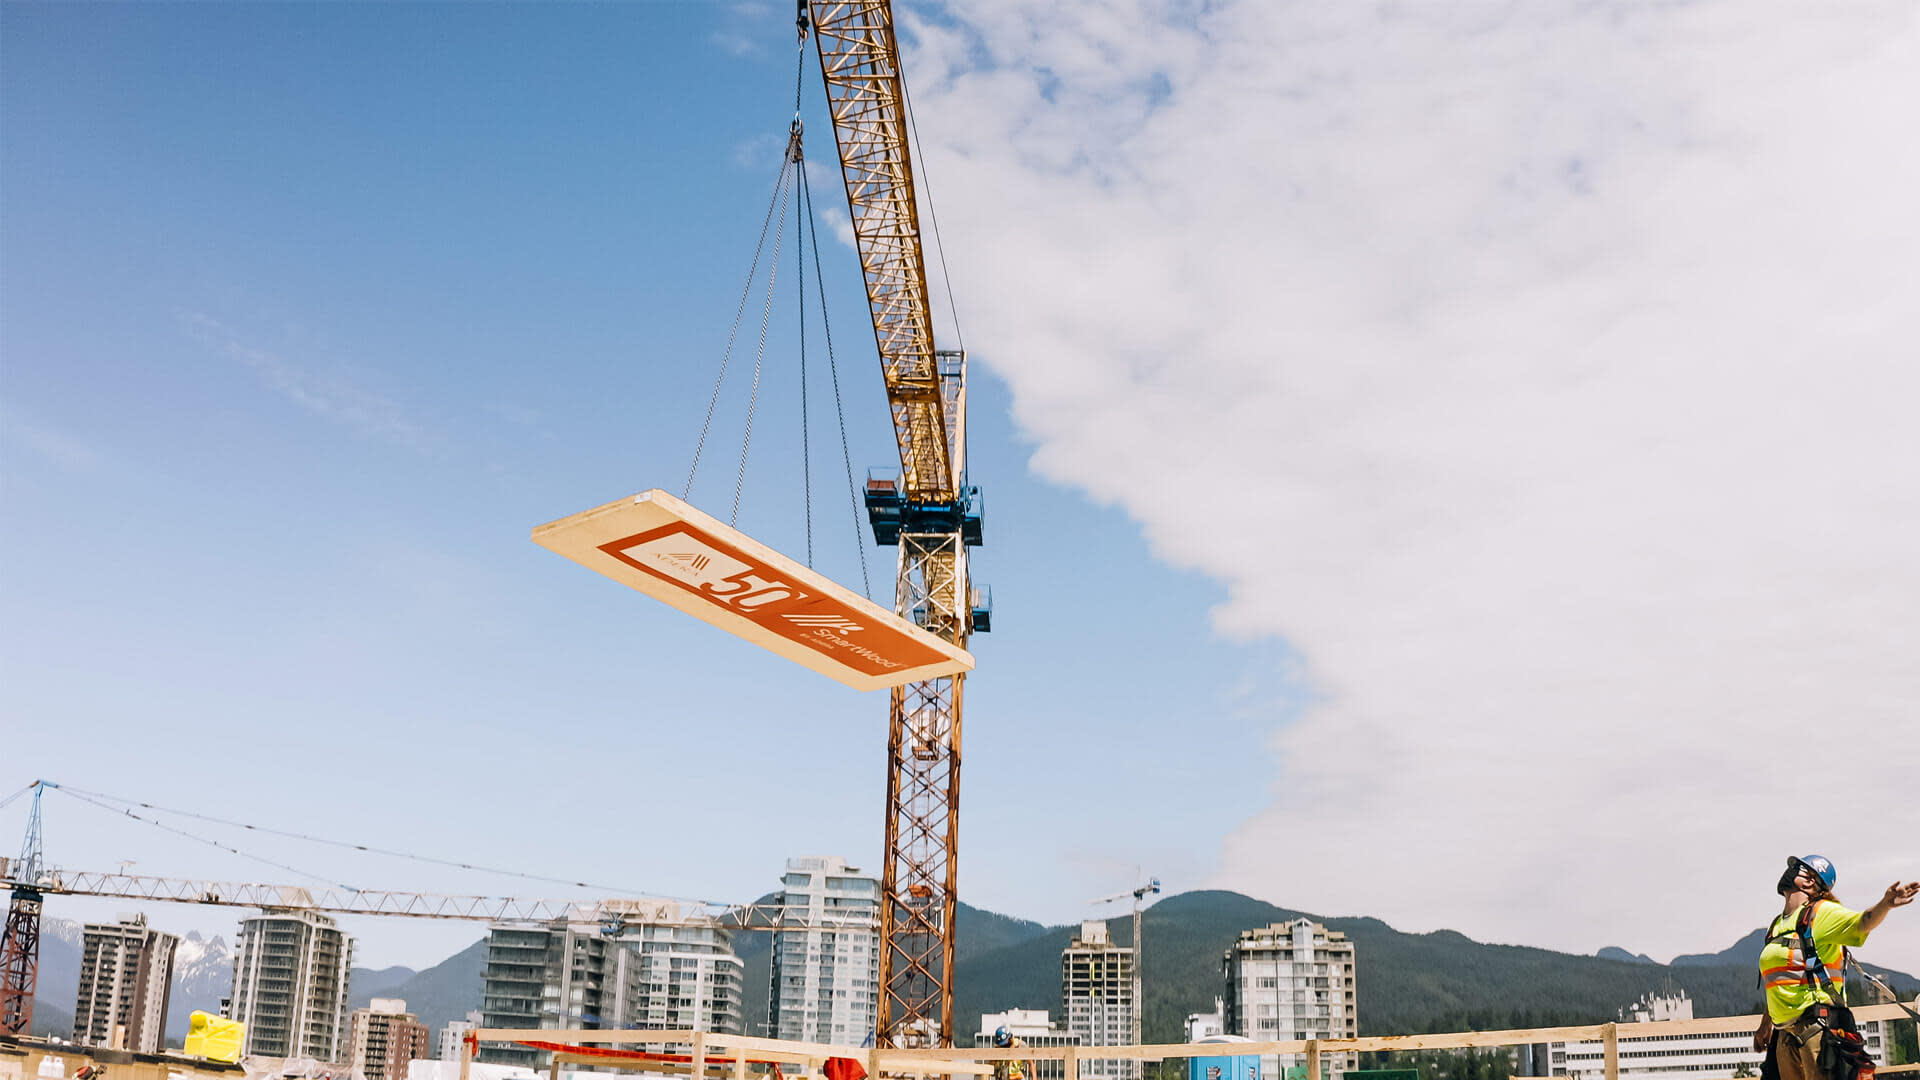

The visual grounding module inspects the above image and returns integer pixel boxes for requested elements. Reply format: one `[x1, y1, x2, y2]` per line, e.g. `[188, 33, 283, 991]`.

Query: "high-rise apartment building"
[768, 856, 880, 1044]
[625, 923, 744, 1035]
[228, 910, 354, 1061]
[348, 998, 432, 1080]
[1062, 921, 1136, 1080]
[1222, 920, 1358, 1080]
[479, 912, 743, 1067]
[71, 913, 179, 1052]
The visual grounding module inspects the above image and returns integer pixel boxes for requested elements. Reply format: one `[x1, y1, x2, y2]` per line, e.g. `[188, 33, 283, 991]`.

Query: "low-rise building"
[975, 1009, 1082, 1080]
[1186, 998, 1225, 1043]
[440, 1012, 482, 1061]
[1546, 992, 1891, 1080]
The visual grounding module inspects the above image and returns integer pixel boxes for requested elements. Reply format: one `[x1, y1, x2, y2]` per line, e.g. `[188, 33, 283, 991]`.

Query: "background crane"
[0, 780, 873, 1036]
[0, 783, 47, 1035]
[807, 0, 986, 1050]
[1090, 877, 1161, 1051]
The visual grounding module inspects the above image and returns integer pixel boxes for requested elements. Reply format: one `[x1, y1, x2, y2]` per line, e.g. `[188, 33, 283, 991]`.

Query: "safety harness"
[1763, 900, 1876, 1080]
[1762, 900, 1848, 997]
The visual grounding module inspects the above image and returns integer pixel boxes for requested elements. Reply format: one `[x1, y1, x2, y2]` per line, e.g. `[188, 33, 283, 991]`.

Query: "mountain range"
[26, 892, 1919, 1046]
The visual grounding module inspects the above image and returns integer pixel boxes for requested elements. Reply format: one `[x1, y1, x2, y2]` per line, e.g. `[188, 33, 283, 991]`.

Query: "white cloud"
[903, 0, 1920, 975]
[0, 407, 111, 474]
[183, 312, 431, 451]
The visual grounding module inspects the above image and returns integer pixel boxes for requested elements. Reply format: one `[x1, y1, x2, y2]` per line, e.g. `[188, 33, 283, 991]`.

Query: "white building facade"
[440, 1011, 481, 1061]
[228, 910, 354, 1061]
[1222, 920, 1357, 1080]
[479, 913, 742, 1067]
[626, 923, 745, 1034]
[1548, 992, 1892, 1080]
[975, 1009, 1082, 1080]
[1063, 921, 1137, 1080]
[768, 856, 880, 1044]
[1186, 998, 1226, 1043]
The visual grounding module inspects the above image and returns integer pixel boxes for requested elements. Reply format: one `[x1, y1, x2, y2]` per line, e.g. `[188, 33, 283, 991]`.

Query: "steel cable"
[51, 782, 726, 905]
[800, 163, 874, 599]
[685, 157, 797, 501]
[732, 154, 796, 526]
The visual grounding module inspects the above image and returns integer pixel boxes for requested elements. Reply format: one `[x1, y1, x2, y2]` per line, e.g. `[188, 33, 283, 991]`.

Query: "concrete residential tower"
[1062, 921, 1137, 1080]
[347, 998, 431, 1080]
[71, 913, 179, 1052]
[1223, 920, 1358, 1080]
[479, 912, 743, 1067]
[768, 856, 880, 1043]
[228, 910, 354, 1061]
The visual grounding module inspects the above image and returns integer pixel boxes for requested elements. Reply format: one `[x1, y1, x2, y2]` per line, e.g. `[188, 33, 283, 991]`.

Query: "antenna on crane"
[1090, 874, 1161, 1053]
[0, 779, 55, 1035]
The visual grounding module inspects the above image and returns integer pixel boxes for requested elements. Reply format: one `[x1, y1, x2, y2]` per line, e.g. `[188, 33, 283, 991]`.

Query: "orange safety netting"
[497, 1040, 868, 1080]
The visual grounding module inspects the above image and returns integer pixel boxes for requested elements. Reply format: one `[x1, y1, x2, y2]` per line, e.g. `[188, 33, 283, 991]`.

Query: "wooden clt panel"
[533, 489, 974, 691]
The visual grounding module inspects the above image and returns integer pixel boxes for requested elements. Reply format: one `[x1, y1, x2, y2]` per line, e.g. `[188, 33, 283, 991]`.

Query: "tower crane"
[806, 0, 986, 1051]
[0, 782, 47, 1035]
[1090, 877, 1161, 1050]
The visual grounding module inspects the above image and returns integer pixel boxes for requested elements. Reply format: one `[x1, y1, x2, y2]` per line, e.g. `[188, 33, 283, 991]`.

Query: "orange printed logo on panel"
[599, 523, 948, 676]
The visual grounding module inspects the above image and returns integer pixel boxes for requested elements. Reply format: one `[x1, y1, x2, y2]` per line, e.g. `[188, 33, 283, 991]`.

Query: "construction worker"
[1754, 854, 1919, 1080]
[991, 1026, 1032, 1080]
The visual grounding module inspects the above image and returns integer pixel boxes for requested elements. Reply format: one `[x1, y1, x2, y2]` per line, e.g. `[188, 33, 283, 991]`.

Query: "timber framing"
[467, 1003, 1920, 1077]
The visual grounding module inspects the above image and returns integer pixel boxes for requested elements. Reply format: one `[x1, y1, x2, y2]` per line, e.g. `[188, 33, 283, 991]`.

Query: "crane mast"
[809, 0, 977, 1049]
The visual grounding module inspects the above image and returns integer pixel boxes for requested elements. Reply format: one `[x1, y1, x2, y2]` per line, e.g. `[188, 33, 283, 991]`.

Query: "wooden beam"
[1335, 1027, 1607, 1054]
[1601, 1022, 1618, 1080]
[1306, 1040, 1321, 1080]
[874, 1059, 995, 1076]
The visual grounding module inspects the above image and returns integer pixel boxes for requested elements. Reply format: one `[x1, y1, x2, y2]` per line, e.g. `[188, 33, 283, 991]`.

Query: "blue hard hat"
[994, 1026, 1013, 1047]
[1791, 854, 1838, 892]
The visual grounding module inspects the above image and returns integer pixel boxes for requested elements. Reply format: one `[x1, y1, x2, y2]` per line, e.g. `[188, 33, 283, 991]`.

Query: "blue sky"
[8, 0, 1920, 981]
[1, 1, 1292, 967]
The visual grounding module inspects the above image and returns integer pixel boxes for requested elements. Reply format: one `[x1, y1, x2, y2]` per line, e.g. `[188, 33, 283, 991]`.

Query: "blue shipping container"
[1189, 1053, 1261, 1080]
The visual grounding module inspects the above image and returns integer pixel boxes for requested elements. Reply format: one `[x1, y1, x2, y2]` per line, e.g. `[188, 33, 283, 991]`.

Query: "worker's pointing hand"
[1884, 881, 1920, 908]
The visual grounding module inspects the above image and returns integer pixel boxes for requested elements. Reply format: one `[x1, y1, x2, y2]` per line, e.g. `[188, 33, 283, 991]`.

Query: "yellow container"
[184, 1011, 246, 1063]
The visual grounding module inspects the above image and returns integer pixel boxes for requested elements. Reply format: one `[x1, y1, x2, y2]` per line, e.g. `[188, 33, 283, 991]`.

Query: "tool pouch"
[1807, 1003, 1875, 1080]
